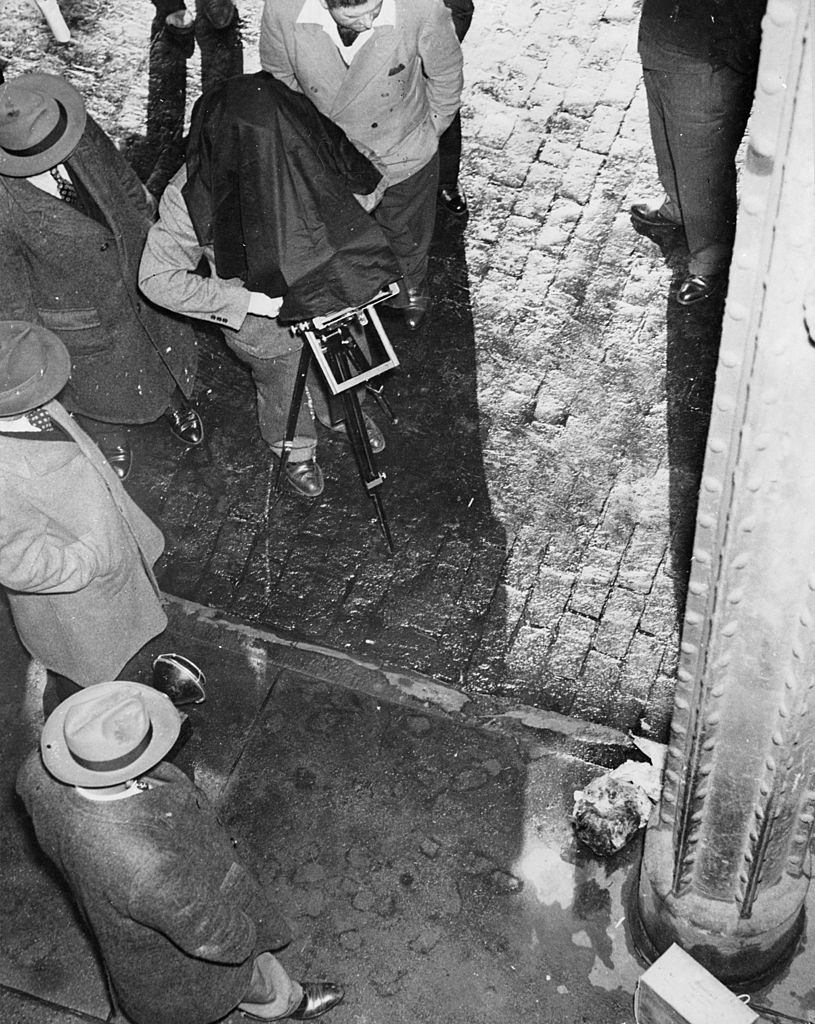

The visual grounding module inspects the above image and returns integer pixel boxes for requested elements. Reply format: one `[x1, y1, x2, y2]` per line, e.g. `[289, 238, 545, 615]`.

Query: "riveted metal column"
[635, 0, 815, 984]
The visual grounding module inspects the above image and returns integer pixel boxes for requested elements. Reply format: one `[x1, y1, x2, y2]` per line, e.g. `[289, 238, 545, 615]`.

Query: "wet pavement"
[0, 0, 727, 741]
[3, 596, 815, 1024]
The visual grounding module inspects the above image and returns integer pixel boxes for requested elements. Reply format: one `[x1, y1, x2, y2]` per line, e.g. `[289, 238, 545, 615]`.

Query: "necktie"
[26, 406, 55, 431]
[337, 25, 359, 46]
[50, 166, 77, 204]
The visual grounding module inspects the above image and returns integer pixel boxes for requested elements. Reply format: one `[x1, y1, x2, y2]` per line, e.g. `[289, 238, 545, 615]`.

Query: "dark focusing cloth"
[182, 71, 401, 322]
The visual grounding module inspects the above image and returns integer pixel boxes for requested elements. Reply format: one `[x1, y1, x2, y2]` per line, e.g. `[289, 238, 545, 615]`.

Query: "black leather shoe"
[325, 413, 385, 454]
[438, 185, 468, 217]
[152, 653, 206, 705]
[167, 403, 204, 445]
[289, 982, 345, 1020]
[629, 203, 682, 231]
[200, 0, 236, 28]
[285, 458, 325, 498]
[677, 273, 725, 306]
[403, 288, 431, 331]
[101, 442, 132, 481]
[164, 9, 195, 57]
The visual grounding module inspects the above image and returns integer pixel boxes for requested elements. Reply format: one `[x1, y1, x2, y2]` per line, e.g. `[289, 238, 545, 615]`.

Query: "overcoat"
[17, 755, 291, 1024]
[0, 117, 197, 424]
[0, 401, 167, 684]
[259, 0, 463, 185]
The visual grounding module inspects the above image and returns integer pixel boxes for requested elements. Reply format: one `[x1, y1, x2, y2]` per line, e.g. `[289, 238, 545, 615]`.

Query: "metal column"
[635, 0, 815, 984]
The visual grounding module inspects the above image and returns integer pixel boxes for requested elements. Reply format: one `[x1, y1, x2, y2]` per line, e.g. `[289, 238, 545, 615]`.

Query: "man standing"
[0, 320, 204, 708]
[629, 0, 765, 306]
[260, 0, 463, 330]
[18, 680, 343, 1023]
[0, 73, 203, 479]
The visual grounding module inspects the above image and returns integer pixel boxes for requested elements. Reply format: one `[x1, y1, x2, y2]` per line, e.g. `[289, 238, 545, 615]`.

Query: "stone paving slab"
[0, 0, 728, 739]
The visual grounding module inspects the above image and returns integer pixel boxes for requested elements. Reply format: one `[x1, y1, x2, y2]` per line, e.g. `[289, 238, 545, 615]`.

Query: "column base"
[632, 824, 806, 987]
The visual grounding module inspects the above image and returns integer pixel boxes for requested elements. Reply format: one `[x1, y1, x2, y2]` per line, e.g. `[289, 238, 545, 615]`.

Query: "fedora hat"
[41, 681, 182, 787]
[0, 73, 86, 177]
[0, 321, 71, 416]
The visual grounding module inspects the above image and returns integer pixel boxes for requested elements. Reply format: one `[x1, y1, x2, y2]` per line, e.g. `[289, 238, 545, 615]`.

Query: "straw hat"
[41, 681, 182, 787]
[0, 73, 86, 177]
[0, 321, 71, 416]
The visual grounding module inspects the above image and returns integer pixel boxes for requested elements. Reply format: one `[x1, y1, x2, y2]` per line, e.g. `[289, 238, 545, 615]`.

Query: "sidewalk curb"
[164, 593, 636, 770]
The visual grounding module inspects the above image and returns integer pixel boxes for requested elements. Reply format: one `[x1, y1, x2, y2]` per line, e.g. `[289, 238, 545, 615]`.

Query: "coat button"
[100, 241, 110, 251]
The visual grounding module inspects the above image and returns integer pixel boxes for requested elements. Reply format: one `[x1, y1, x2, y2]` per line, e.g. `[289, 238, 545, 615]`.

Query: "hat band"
[69, 723, 154, 774]
[2, 100, 69, 158]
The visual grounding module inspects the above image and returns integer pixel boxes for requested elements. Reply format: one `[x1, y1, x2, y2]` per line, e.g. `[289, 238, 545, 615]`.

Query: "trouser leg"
[649, 64, 756, 275]
[222, 317, 319, 460]
[642, 68, 682, 224]
[373, 153, 439, 294]
[438, 112, 462, 190]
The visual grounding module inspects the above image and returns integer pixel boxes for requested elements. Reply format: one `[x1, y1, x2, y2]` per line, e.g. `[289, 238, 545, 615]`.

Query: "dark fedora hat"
[0, 73, 86, 177]
[0, 321, 71, 416]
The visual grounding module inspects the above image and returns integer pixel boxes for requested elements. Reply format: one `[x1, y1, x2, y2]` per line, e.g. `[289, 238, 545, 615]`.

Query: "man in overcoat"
[0, 321, 170, 698]
[0, 73, 203, 479]
[17, 680, 344, 1022]
[259, 0, 463, 330]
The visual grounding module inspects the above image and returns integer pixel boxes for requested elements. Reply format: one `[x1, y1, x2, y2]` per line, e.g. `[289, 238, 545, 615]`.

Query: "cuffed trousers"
[642, 63, 756, 276]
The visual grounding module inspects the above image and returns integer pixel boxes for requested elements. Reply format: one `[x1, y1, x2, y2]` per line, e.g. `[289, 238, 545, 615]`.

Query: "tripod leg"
[343, 331, 398, 424]
[325, 341, 394, 554]
[276, 340, 312, 492]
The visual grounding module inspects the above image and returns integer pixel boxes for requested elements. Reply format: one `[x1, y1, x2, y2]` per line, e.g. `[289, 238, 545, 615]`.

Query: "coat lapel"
[329, 26, 398, 118]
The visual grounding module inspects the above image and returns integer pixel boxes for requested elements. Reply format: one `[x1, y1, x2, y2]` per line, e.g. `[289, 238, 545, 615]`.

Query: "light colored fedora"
[0, 73, 87, 177]
[41, 681, 182, 787]
[0, 320, 71, 416]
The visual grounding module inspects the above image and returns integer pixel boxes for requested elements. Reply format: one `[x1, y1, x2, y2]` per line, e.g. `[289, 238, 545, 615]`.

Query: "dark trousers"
[642, 64, 756, 276]
[438, 2, 473, 189]
[374, 153, 439, 294]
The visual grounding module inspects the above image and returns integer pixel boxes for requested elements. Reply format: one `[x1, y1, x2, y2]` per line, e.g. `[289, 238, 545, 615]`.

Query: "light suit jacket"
[0, 402, 166, 684]
[259, 0, 463, 184]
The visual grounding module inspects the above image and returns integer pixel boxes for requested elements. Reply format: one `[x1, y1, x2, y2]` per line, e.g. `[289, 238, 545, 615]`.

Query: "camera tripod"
[276, 284, 401, 553]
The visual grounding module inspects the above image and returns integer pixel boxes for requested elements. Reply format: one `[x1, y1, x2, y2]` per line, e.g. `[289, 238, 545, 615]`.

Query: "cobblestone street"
[0, 0, 725, 739]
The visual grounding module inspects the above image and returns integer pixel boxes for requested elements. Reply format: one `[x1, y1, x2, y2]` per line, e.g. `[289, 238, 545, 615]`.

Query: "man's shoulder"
[263, 0, 307, 22]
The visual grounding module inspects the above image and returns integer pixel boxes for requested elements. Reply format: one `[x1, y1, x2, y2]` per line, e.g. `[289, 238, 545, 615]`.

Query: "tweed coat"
[17, 755, 291, 1024]
[0, 116, 197, 424]
[0, 401, 167, 684]
[259, 0, 463, 185]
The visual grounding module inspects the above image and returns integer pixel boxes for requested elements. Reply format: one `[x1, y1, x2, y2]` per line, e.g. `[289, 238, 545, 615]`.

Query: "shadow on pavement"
[664, 271, 724, 613]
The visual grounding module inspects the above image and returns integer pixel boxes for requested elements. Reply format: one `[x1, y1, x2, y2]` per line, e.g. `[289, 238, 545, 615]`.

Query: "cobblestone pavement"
[0, 0, 726, 739]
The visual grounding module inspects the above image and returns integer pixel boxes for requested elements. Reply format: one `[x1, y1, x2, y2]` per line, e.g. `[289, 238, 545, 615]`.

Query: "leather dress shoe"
[101, 442, 132, 481]
[677, 272, 725, 306]
[289, 982, 345, 1020]
[152, 653, 206, 705]
[240, 981, 344, 1021]
[403, 288, 431, 331]
[438, 185, 468, 217]
[284, 458, 325, 498]
[200, 0, 237, 28]
[325, 412, 385, 453]
[167, 402, 204, 445]
[629, 203, 682, 231]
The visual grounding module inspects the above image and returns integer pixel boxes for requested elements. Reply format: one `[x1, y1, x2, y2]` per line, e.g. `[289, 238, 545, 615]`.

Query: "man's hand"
[247, 292, 284, 318]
